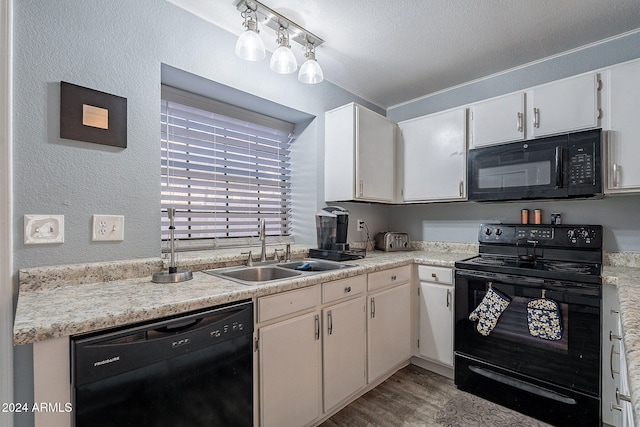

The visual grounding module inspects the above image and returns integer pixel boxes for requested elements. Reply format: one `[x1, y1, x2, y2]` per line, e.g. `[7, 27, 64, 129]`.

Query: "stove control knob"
[484, 228, 492, 236]
[495, 228, 503, 236]
[567, 229, 577, 242]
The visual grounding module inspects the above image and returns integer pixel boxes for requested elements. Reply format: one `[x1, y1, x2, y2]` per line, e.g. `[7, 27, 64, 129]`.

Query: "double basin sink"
[203, 258, 356, 286]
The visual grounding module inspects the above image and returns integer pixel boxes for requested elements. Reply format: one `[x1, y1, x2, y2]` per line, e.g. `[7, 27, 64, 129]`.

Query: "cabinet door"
[323, 296, 366, 411]
[469, 92, 525, 148]
[367, 283, 412, 382]
[260, 312, 321, 427]
[607, 60, 640, 192]
[527, 73, 599, 138]
[417, 282, 454, 366]
[400, 108, 467, 202]
[355, 105, 395, 202]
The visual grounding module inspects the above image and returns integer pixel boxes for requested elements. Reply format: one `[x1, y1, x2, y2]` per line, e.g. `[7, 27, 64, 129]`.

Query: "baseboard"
[410, 356, 454, 379]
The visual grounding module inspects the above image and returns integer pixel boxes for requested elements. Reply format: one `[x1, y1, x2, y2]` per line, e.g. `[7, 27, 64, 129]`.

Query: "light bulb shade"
[298, 58, 324, 84]
[235, 29, 266, 61]
[270, 45, 297, 74]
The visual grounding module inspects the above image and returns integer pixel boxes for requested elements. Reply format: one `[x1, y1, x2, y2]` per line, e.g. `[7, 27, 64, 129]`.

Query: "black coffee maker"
[309, 206, 364, 261]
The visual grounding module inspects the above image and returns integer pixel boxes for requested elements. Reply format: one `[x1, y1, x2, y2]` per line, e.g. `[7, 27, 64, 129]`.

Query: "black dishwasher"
[72, 300, 253, 427]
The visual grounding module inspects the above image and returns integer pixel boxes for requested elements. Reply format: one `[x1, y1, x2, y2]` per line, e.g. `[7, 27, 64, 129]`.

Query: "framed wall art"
[60, 81, 127, 148]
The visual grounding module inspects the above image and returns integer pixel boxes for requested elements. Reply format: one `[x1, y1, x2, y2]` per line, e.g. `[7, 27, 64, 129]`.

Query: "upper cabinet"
[526, 73, 601, 138]
[604, 59, 640, 193]
[469, 73, 601, 148]
[399, 108, 467, 202]
[469, 92, 526, 149]
[325, 103, 396, 203]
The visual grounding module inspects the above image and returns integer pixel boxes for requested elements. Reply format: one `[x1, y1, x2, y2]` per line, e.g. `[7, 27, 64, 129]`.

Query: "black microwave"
[468, 129, 602, 202]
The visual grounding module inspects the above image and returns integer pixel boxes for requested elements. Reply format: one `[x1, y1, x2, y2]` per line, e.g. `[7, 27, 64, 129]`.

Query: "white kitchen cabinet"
[399, 108, 467, 202]
[416, 265, 454, 367]
[322, 295, 366, 411]
[469, 92, 526, 148]
[605, 59, 640, 193]
[259, 311, 322, 427]
[367, 267, 412, 382]
[258, 287, 322, 427]
[602, 284, 634, 427]
[325, 102, 396, 203]
[526, 73, 600, 138]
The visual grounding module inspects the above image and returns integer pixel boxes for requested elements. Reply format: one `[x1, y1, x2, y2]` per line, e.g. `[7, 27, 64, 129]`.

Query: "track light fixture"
[235, 0, 324, 84]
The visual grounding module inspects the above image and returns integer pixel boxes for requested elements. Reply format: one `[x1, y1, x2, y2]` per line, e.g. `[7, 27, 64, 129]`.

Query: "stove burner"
[545, 262, 593, 273]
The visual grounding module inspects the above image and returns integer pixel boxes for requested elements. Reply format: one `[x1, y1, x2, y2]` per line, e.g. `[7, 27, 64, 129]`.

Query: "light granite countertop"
[12, 245, 640, 424]
[13, 245, 473, 346]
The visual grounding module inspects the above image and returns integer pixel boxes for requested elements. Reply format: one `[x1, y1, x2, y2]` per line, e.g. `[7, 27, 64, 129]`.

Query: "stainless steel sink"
[203, 258, 356, 286]
[278, 258, 355, 272]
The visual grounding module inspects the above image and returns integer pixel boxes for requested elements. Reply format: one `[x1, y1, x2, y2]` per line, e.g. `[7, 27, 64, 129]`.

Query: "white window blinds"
[161, 86, 294, 247]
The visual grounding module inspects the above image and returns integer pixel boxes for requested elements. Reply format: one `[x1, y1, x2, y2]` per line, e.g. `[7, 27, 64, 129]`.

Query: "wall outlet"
[357, 219, 365, 231]
[24, 215, 64, 244]
[92, 215, 124, 241]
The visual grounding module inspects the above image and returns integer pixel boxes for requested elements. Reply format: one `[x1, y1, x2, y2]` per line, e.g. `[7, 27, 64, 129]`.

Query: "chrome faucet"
[259, 219, 267, 262]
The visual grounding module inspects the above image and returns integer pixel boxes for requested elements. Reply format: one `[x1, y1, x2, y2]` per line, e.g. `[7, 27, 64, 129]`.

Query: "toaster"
[374, 232, 411, 251]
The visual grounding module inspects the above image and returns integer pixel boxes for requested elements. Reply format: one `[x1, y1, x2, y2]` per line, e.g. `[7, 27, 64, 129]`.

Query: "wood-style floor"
[320, 364, 458, 427]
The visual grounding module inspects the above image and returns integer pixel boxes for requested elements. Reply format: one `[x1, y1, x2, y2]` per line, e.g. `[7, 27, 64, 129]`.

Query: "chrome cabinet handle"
[610, 331, 622, 341]
[533, 107, 540, 128]
[612, 163, 619, 188]
[517, 112, 523, 132]
[344, 286, 351, 293]
[459, 180, 464, 197]
[315, 314, 320, 340]
[610, 344, 619, 379]
[371, 297, 376, 318]
[359, 180, 364, 197]
[617, 388, 632, 404]
[327, 310, 333, 336]
[446, 289, 451, 308]
[391, 275, 397, 281]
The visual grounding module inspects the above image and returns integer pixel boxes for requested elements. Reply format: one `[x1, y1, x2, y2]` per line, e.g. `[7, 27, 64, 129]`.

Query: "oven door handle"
[468, 365, 577, 405]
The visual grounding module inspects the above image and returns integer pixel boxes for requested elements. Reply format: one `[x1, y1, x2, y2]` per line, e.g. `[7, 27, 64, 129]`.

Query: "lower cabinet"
[322, 295, 367, 411]
[258, 288, 322, 427]
[602, 283, 634, 427]
[367, 266, 413, 383]
[416, 265, 454, 366]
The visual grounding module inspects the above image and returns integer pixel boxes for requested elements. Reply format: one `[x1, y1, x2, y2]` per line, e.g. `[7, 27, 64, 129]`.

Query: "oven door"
[454, 269, 601, 426]
[468, 134, 567, 201]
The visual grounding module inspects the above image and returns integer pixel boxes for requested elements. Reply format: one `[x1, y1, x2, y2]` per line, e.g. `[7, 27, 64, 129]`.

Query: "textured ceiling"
[168, 0, 640, 108]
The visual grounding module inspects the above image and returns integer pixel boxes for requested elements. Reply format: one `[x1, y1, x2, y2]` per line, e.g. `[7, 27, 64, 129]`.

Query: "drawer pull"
[344, 286, 351, 293]
[431, 273, 437, 278]
[391, 275, 397, 281]
[610, 331, 622, 341]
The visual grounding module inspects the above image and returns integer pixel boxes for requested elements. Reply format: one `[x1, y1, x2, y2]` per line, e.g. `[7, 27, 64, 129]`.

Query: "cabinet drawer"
[322, 275, 366, 304]
[418, 265, 453, 285]
[258, 286, 320, 323]
[368, 266, 411, 292]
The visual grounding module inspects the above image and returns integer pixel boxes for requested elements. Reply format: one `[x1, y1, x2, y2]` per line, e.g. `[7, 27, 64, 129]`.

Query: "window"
[161, 86, 294, 249]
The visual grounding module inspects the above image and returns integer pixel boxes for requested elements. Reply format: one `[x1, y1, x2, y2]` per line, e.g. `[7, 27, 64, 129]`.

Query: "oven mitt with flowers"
[468, 286, 511, 336]
[527, 293, 562, 341]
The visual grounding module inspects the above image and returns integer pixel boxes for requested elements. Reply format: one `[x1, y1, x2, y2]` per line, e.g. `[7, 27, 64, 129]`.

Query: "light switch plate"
[92, 215, 124, 241]
[24, 215, 64, 244]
